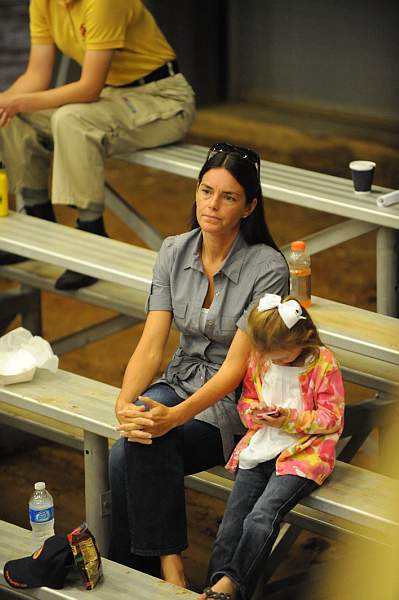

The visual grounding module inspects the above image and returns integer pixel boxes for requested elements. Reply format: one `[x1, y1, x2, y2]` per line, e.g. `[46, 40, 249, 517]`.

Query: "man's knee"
[50, 104, 93, 134]
[50, 105, 75, 131]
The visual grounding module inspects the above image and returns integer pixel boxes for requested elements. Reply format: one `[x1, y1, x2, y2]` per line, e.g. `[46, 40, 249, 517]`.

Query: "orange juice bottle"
[0, 162, 9, 217]
[288, 240, 311, 307]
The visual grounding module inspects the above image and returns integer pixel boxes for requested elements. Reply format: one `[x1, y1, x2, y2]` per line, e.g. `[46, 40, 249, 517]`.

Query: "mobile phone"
[257, 409, 281, 419]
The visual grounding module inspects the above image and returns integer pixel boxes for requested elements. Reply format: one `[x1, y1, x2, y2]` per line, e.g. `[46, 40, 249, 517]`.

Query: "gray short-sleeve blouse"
[146, 228, 288, 459]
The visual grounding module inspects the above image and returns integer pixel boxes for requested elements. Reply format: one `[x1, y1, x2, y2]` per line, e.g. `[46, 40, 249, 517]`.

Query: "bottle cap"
[291, 240, 305, 251]
[34, 482, 46, 490]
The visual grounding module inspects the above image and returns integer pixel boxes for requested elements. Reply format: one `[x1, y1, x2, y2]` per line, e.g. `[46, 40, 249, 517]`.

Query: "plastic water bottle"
[0, 162, 8, 217]
[288, 240, 312, 307]
[29, 482, 55, 550]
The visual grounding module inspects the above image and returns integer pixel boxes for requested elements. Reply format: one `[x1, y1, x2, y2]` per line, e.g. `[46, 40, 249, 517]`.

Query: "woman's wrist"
[170, 404, 187, 428]
[116, 393, 136, 413]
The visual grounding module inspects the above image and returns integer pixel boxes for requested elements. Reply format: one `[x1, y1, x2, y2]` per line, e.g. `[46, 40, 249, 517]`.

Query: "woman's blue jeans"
[108, 383, 226, 573]
[208, 460, 318, 600]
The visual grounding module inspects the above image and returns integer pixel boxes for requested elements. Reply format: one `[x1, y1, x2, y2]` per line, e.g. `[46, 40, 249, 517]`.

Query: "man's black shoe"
[54, 217, 108, 291]
[25, 201, 56, 222]
[54, 270, 98, 291]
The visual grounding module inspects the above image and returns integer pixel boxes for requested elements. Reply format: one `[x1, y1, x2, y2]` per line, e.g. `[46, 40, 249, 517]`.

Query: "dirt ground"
[1, 103, 398, 595]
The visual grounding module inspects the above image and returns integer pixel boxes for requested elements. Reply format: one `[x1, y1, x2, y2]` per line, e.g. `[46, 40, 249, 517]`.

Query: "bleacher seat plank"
[304, 460, 399, 533]
[118, 143, 399, 228]
[186, 465, 398, 539]
[0, 521, 197, 600]
[0, 369, 117, 440]
[332, 347, 399, 393]
[309, 296, 399, 365]
[0, 212, 156, 290]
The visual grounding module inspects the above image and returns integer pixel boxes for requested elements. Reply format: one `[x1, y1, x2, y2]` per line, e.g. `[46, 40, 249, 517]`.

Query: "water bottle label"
[29, 507, 54, 523]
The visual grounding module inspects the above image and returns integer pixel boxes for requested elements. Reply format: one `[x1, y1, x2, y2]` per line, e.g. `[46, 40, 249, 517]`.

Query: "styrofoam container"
[0, 366, 37, 386]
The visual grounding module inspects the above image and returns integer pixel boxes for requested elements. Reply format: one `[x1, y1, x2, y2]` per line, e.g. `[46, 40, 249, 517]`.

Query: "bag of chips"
[67, 523, 103, 590]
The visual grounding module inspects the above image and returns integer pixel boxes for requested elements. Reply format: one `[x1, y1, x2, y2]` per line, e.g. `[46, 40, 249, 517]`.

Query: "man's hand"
[0, 93, 17, 127]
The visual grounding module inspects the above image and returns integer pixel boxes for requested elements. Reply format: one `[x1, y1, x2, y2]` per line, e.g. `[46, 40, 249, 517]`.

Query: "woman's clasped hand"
[116, 396, 180, 442]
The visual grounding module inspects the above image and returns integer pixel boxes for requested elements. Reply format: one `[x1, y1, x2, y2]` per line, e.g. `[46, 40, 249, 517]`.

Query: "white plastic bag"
[0, 327, 58, 385]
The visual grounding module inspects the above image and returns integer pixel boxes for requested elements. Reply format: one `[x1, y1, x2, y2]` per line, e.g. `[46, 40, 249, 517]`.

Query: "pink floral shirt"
[226, 347, 345, 485]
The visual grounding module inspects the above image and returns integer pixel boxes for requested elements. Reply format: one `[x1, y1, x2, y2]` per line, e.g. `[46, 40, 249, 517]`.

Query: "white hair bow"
[257, 293, 306, 329]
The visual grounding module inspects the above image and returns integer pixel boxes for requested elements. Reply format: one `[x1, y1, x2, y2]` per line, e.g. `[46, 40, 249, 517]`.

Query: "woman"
[108, 142, 289, 587]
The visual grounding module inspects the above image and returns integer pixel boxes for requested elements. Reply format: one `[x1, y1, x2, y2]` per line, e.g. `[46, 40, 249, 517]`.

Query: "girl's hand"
[253, 406, 287, 428]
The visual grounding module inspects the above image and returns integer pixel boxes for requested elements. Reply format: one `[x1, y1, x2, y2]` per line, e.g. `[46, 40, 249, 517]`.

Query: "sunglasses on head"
[206, 142, 261, 174]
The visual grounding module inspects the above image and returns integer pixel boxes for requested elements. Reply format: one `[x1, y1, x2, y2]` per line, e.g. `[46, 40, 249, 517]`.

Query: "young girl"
[201, 293, 345, 600]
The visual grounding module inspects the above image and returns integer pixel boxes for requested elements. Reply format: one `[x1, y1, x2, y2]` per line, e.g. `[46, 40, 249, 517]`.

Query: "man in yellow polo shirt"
[0, 0, 195, 290]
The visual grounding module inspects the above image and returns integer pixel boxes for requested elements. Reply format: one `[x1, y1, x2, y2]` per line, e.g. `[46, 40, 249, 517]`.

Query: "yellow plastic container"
[0, 167, 9, 217]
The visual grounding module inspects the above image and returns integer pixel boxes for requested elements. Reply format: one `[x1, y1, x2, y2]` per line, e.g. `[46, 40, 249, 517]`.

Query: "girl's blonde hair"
[247, 295, 323, 363]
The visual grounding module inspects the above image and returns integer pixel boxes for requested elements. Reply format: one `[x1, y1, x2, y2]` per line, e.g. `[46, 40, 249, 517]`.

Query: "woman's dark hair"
[190, 148, 280, 251]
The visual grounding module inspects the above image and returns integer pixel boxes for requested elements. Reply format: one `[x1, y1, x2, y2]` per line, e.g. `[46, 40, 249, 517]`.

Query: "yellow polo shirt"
[29, 0, 176, 86]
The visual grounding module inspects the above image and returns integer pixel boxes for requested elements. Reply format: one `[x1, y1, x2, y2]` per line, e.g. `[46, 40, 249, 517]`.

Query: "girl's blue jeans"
[208, 460, 318, 600]
[108, 383, 226, 573]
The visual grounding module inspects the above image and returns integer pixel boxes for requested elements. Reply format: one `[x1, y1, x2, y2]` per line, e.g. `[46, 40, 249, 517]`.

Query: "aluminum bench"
[0, 520, 197, 600]
[1, 259, 398, 394]
[0, 369, 398, 557]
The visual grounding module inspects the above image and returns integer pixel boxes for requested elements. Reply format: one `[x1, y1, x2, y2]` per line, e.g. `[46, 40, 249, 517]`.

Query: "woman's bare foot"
[199, 575, 237, 599]
[160, 553, 186, 588]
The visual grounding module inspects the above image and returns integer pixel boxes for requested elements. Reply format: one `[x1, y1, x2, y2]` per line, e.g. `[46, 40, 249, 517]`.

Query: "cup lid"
[349, 160, 376, 170]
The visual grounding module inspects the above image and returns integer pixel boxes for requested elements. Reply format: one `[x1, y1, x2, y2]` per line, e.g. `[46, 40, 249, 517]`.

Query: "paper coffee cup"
[349, 160, 376, 194]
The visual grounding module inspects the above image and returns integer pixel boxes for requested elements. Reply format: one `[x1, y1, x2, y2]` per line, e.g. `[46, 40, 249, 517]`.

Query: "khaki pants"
[0, 74, 195, 209]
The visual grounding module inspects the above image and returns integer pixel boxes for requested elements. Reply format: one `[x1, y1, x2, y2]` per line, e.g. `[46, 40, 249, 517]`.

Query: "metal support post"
[104, 183, 164, 251]
[52, 314, 139, 355]
[0, 286, 42, 335]
[376, 227, 399, 317]
[83, 431, 111, 556]
[281, 220, 378, 258]
[20, 284, 42, 335]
